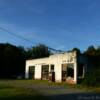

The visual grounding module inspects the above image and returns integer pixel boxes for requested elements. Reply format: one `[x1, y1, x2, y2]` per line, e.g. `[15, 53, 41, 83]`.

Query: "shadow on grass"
[0, 84, 47, 100]
[0, 93, 100, 100]
[46, 93, 100, 100]
[0, 95, 47, 100]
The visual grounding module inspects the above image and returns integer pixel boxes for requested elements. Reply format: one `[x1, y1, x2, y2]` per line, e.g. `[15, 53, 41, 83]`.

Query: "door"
[29, 66, 35, 79]
[42, 65, 49, 80]
[49, 65, 55, 82]
[62, 64, 67, 81]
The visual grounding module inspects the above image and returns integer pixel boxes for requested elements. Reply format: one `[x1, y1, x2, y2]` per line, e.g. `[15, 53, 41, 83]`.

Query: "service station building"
[25, 51, 88, 84]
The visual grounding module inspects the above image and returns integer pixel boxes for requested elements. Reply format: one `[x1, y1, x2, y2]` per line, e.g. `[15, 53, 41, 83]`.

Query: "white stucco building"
[25, 51, 88, 84]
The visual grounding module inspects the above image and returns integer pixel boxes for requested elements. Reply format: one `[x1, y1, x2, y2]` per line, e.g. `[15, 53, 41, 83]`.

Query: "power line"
[0, 27, 35, 44]
[0, 27, 65, 53]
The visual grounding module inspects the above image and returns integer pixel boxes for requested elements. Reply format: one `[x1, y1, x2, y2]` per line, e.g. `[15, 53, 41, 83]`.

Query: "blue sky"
[0, 0, 100, 51]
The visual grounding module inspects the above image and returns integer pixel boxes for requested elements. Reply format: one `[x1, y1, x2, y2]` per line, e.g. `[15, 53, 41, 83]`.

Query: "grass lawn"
[21, 79, 100, 93]
[0, 81, 47, 100]
[0, 79, 99, 100]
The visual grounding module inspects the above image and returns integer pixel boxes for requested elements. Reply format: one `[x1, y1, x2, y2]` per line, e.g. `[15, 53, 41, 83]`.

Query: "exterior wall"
[55, 63, 62, 82]
[74, 57, 78, 84]
[25, 51, 88, 84]
[25, 63, 29, 79]
[35, 65, 42, 79]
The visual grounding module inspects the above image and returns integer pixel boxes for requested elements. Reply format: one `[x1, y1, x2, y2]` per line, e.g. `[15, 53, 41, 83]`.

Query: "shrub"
[82, 68, 100, 87]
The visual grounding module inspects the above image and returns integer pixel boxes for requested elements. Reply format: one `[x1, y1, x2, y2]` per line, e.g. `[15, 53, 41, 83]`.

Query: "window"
[51, 65, 54, 72]
[67, 64, 74, 78]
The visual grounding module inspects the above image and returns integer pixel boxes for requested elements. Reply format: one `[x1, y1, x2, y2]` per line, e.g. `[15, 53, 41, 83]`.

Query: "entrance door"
[62, 64, 74, 82]
[62, 64, 67, 81]
[29, 66, 35, 79]
[42, 65, 49, 80]
[49, 65, 55, 82]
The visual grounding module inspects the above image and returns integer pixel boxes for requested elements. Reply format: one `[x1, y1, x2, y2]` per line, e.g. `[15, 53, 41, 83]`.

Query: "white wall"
[35, 65, 42, 79]
[73, 52, 78, 84]
[25, 51, 78, 83]
[55, 63, 62, 82]
[74, 60, 77, 84]
[25, 64, 29, 79]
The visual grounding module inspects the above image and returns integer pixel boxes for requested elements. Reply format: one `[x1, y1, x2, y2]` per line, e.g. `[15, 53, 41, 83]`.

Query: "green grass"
[0, 83, 47, 100]
[29, 79, 100, 93]
[2, 79, 100, 91]
[0, 79, 99, 100]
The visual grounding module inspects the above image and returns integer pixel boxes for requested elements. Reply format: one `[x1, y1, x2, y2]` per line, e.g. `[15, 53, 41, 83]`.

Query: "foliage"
[82, 45, 100, 86]
[0, 43, 25, 78]
[84, 45, 100, 56]
[82, 46, 100, 86]
[72, 47, 81, 54]
[0, 84, 45, 100]
[0, 43, 50, 78]
[26, 44, 51, 59]
[82, 68, 100, 87]
[84, 45, 100, 69]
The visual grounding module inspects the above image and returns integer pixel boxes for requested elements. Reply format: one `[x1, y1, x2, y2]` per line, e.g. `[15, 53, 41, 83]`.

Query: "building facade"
[25, 51, 88, 84]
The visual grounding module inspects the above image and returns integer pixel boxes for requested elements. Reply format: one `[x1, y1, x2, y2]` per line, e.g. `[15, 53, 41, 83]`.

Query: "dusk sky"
[0, 0, 100, 51]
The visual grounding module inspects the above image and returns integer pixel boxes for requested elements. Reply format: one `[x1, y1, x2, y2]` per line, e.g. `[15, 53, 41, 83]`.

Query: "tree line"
[0, 43, 100, 86]
[0, 43, 50, 78]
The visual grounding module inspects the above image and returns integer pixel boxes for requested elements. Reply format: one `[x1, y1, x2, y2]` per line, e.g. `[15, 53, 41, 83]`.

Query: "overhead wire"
[0, 27, 64, 53]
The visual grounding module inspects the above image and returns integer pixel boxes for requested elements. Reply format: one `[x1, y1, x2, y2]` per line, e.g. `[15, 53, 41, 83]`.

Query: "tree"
[84, 45, 96, 56]
[0, 43, 51, 78]
[82, 45, 100, 86]
[0, 43, 25, 78]
[27, 44, 51, 59]
[72, 47, 81, 54]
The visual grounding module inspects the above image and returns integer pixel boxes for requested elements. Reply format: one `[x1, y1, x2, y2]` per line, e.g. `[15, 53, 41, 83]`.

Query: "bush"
[82, 68, 100, 87]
